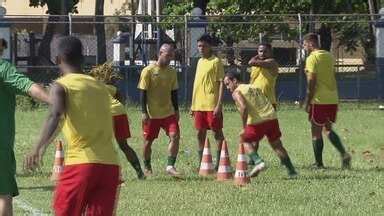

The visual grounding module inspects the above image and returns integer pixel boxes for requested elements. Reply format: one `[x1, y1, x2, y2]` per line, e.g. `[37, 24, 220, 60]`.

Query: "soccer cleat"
[342, 153, 352, 169]
[137, 171, 146, 180]
[311, 163, 325, 170]
[144, 168, 153, 177]
[166, 166, 181, 178]
[249, 161, 266, 178]
[288, 171, 298, 179]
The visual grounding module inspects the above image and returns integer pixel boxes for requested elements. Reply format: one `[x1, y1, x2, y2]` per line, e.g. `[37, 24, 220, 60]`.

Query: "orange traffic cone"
[199, 138, 214, 176]
[234, 142, 250, 186]
[217, 140, 233, 181]
[51, 140, 64, 181]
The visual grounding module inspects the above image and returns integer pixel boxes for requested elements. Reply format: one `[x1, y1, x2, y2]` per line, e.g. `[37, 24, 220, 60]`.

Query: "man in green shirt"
[0, 39, 50, 215]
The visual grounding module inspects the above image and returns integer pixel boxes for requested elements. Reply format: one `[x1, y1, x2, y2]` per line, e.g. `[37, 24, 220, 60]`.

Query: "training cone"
[217, 140, 233, 181]
[234, 142, 250, 186]
[199, 138, 214, 176]
[50, 140, 64, 181]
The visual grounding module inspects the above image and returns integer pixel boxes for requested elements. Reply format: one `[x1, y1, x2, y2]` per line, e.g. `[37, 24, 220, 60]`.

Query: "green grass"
[13, 103, 384, 215]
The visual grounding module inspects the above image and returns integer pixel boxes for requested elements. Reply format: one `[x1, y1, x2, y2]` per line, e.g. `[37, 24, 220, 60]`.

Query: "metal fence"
[1, 14, 383, 104]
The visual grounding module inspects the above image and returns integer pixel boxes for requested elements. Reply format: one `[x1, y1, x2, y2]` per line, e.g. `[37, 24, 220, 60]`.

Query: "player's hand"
[23, 148, 44, 171]
[142, 113, 149, 123]
[213, 105, 222, 117]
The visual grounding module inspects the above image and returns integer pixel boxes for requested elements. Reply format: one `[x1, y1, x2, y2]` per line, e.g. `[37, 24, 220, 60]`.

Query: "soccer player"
[223, 72, 297, 178]
[191, 34, 225, 170]
[248, 43, 279, 109]
[303, 33, 351, 169]
[24, 36, 120, 215]
[90, 63, 144, 179]
[138, 43, 180, 177]
[0, 38, 50, 216]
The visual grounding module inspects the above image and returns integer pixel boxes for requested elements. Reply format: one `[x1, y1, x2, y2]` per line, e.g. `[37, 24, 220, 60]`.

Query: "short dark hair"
[57, 36, 84, 66]
[258, 43, 272, 50]
[197, 34, 214, 45]
[303, 33, 319, 45]
[225, 71, 241, 82]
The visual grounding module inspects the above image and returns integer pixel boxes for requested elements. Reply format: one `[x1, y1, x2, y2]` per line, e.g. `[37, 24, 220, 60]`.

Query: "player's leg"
[117, 140, 144, 179]
[164, 115, 181, 176]
[142, 119, 160, 176]
[209, 111, 225, 171]
[324, 122, 351, 169]
[309, 105, 325, 168]
[114, 115, 144, 179]
[248, 141, 259, 166]
[241, 125, 266, 177]
[213, 129, 224, 170]
[311, 122, 324, 168]
[269, 139, 297, 177]
[194, 112, 208, 167]
[0, 195, 12, 216]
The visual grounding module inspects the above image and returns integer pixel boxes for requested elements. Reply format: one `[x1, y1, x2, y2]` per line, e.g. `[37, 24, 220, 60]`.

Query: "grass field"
[12, 103, 384, 215]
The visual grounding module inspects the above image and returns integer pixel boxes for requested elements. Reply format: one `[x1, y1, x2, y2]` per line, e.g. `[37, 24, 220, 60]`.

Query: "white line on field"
[14, 198, 49, 216]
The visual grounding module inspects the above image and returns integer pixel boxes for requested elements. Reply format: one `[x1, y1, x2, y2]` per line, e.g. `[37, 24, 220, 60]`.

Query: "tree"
[163, 0, 378, 64]
[95, 0, 106, 64]
[29, 0, 79, 63]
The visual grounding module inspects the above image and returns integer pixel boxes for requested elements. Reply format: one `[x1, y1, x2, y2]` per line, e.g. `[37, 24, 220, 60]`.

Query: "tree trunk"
[95, 0, 106, 64]
[318, 24, 332, 51]
[37, 15, 58, 63]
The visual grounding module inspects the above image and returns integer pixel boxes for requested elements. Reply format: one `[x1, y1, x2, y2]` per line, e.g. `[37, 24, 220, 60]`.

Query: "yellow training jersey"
[305, 50, 338, 104]
[137, 64, 178, 119]
[105, 84, 126, 116]
[235, 84, 277, 125]
[191, 56, 224, 111]
[56, 73, 119, 166]
[249, 66, 277, 105]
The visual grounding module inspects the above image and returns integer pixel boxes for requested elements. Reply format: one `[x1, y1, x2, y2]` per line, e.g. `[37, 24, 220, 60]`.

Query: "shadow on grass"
[18, 185, 54, 191]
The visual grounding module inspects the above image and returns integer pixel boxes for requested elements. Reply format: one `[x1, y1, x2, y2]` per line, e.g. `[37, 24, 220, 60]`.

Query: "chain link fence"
[1, 14, 382, 104]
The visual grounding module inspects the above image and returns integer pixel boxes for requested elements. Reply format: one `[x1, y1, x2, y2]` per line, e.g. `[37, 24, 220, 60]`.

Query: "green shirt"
[0, 59, 33, 151]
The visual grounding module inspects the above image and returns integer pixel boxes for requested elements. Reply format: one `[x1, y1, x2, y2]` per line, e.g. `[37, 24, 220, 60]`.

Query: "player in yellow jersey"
[223, 72, 297, 178]
[248, 43, 279, 109]
[191, 34, 225, 171]
[24, 36, 120, 215]
[138, 43, 181, 177]
[303, 33, 351, 169]
[90, 63, 144, 179]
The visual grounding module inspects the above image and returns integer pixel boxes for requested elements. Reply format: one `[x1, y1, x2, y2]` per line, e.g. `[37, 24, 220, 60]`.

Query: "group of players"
[0, 32, 351, 215]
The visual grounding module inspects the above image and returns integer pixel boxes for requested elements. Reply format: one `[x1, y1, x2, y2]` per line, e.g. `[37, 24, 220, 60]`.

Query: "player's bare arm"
[214, 81, 224, 116]
[28, 83, 51, 104]
[232, 90, 248, 128]
[24, 83, 66, 170]
[250, 58, 279, 76]
[140, 90, 149, 123]
[171, 89, 179, 121]
[305, 72, 317, 113]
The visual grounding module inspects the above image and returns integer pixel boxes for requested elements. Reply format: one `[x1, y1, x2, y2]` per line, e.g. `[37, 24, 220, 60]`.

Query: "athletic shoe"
[249, 161, 266, 178]
[166, 166, 181, 178]
[144, 168, 153, 177]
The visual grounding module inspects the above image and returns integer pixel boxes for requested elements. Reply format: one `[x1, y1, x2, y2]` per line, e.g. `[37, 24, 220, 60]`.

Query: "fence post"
[375, 8, 384, 100]
[184, 14, 188, 106]
[297, 13, 305, 101]
[68, 13, 72, 36]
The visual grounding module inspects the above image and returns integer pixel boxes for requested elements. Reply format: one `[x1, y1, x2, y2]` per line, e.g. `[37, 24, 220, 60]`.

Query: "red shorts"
[113, 114, 131, 141]
[53, 163, 120, 216]
[142, 114, 179, 141]
[241, 119, 282, 143]
[309, 104, 338, 126]
[193, 111, 223, 131]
